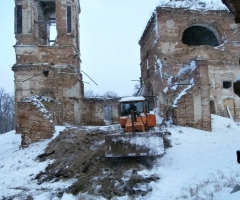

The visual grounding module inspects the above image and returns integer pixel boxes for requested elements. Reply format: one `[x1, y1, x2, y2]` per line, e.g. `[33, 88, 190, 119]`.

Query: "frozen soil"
[35, 126, 169, 199]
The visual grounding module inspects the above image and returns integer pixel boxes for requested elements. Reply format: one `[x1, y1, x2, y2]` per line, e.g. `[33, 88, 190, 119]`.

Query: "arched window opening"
[182, 26, 219, 47]
[37, 1, 56, 45]
[48, 13, 56, 45]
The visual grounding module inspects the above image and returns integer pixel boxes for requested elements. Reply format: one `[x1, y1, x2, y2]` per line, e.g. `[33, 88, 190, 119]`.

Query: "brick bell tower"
[13, 0, 83, 145]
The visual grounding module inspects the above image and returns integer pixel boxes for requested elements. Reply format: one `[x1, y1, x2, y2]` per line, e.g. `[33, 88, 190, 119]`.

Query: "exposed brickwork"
[17, 101, 54, 146]
[172, 61, 211, 131]
[81, 98, 120, 126]
[13, 0, 121, 146]
[13, 0, 86, 145]
[139, 7, 240, 130]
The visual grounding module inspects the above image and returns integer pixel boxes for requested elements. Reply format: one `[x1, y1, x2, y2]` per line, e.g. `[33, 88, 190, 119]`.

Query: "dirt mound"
[36, 126, 168, 199]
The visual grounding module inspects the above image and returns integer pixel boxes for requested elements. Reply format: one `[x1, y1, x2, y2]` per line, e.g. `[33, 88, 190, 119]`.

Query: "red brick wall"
[17, 102, 54, 146]
[139, 7, 240, 130]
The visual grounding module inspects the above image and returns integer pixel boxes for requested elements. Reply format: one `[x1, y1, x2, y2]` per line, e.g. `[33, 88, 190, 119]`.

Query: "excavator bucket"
[105, 132, 164, 158]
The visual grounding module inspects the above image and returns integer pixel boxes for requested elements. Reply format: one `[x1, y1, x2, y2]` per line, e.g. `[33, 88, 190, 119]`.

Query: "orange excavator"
[119, 96, 156, 132]
[105, 96, 164, 157]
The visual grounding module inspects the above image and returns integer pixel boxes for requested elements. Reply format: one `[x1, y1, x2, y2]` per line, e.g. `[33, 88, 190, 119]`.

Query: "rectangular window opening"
[223, 81, 232, 89]
[49, 19, 56, 45]
[16, 5, 22, 34]
[67, 5, 72, 33]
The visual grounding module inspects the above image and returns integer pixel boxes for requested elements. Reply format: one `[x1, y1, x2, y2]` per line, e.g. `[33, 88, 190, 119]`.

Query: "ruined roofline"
[138, 11, 156, 46]
[138, 7, 231, 46]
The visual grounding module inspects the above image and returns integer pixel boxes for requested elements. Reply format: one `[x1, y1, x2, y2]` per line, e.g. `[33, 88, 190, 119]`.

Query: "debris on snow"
[1, 115, 240, 199]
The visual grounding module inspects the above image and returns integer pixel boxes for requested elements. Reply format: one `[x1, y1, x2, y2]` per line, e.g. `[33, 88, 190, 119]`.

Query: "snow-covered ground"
[1, 115, 240, 199]
[142, 115, 240, 200]
[0, 126, 76, 200]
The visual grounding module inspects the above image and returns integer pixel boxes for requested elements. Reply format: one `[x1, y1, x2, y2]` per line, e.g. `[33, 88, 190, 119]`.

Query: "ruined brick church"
[13, 0, 240, 145]
[13, 0, 119, 145]
[139, 5, 240, 131]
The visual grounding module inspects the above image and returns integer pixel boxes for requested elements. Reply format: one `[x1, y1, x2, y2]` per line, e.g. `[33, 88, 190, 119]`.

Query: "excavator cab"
[105, 96, 164, 157]
[120, 100, 143, 116]
[118, 97, 156, 133]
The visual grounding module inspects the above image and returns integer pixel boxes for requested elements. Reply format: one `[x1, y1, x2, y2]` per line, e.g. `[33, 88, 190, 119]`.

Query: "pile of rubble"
[36, 125, 170, 199]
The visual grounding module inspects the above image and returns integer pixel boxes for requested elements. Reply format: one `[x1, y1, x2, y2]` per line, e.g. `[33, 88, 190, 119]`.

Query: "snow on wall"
[173, 78, 195, 107]
[154, 56, 163, 81]
[160, 60, 197, 107]
[14, 62, 50, 67]
[153, 107, 163, 125]
[159, 0, 228, 11]
[164, 60, 196, 93]
[21, 95, 55, 123]
[214, 39, 227, 51]
[177, 60, 196, 79]
[147, 59, 149, 70]
[153, 10, 159, 46]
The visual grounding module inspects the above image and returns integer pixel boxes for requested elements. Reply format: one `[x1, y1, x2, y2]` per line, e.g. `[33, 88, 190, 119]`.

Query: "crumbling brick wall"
[13, 0, 85, 145]
[139, 7, 240, 130]
[81, 98, 120, 126]
[17, 100, 54, 146]
[12, 0, 130, 148]
[13, 0, 120, 131]
[173, 60, 211, 131]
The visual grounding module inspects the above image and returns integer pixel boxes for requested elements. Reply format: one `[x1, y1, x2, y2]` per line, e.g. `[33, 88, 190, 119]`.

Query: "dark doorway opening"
[210, 100, 215, 114]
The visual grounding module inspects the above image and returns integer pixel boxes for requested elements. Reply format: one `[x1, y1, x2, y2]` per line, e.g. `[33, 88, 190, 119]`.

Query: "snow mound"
[211, 114, 237, 132]
[2, 114, 240, 199]
[159, 0, 228, 11]
[0, 126, 72, 199]
[99, 124, 122, 132]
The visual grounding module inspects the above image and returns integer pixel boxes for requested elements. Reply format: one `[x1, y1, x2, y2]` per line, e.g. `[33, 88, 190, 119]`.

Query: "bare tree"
[84, 90, 100, 98]
[103, 91, 118, 98]
[0, 88, 15, 134]
[133, 83, 141, 96]
[85, 90, 118, 98]
[84, 90, 94, 98]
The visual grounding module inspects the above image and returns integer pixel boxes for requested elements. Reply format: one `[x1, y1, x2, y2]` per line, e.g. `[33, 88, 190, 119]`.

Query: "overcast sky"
[80, 0, 163, 96]
[0, 1, 162, 96]
[0, 0, 228, 96]
[1, 1, 15, 94]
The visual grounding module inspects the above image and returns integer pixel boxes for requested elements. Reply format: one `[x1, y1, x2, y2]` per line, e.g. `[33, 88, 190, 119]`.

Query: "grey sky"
[1, 2, 15, 94]
[0, 1, 162, 96]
